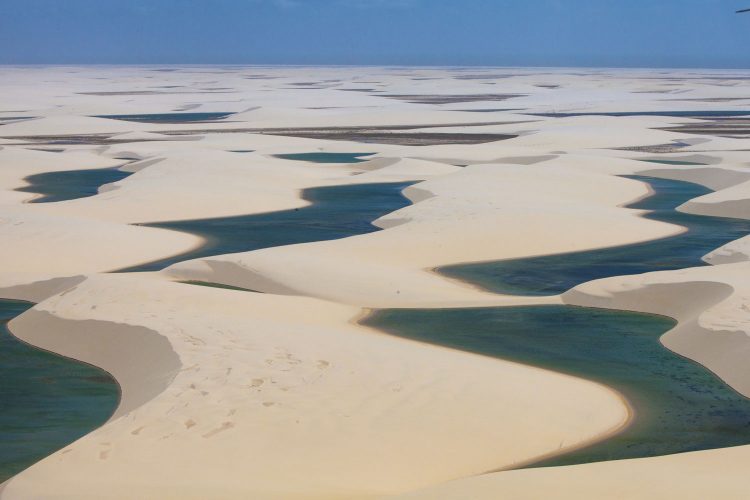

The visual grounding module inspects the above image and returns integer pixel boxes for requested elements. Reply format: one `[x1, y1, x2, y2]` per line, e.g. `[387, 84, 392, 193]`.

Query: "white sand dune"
[398, 262, 750, 500]
[387, 155, 750, 500]
[2, 66, 750, 499]
[0, 147, 125, 203]
[705, 235, 750, 264]
[390, 445, 750, 500]
[2, 274, 624, 499]
[0, 115, 152, 137]
[165, 159, 681, 307]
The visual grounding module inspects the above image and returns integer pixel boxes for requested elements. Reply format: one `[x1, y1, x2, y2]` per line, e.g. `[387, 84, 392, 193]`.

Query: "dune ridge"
[1, 66, 750, 499]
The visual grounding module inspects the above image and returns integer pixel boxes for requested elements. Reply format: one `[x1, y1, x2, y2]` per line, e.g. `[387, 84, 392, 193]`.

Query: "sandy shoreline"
[1, 66, 750, 498]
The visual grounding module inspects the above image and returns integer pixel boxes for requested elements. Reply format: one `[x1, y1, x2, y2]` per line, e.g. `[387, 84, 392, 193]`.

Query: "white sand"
[1, 66, 750, 499]
[2, 274, 625, 499]
[166, 159, 680, 307]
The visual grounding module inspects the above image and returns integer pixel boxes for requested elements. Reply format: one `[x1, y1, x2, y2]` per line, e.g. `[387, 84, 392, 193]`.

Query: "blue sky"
[1, 0, 749, 67]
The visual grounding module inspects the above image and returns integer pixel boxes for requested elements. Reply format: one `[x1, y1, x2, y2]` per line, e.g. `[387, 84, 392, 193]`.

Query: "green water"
[7, 159, 747, 478]
[3, 178, 413, 482]
[273, 152, 375, 163]
[440, 176, 750, 296]
[17, 168, 131, 203]
[0, 300, 118, 482]
[365, 174, 750, 467]
[365, 305, 750, 467]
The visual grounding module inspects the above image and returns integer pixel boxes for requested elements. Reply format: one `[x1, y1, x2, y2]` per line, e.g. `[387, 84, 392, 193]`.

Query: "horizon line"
[1, 63, 750, 71]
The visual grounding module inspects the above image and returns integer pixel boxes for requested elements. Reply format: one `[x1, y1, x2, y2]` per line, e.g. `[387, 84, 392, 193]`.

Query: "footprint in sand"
[202, 421, 235, 438]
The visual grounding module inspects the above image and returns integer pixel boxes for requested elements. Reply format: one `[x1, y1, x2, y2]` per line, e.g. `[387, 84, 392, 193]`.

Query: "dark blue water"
[119, 182, 414, 272]
[96, 112, 234, 123]
[273, 152, 375, 163]
[0, 300, 118, 482]
[639, 159, 706, 166]
[440, 176, 750, 296]
[17, 168, 132, 203]
[365, 305, 750, 467]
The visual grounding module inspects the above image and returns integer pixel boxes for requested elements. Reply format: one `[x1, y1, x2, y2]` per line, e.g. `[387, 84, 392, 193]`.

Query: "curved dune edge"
[164, 160, 687, 308]
[3, 67, 750, 499]
[0, 209, 203, 277]
[0, 301, 180, 495]
[388, 445, 750, 500]
[0, 147, 205, 281]
[9, 309, 181, 419]
[387, 162, 750, 499]
[390, 269, 750, 499]
[0, 148, 457, 293]
[149, 160, 750, 497]
[563, 272, 750, 398]
[162, 157, 750, 310]
[0, 275, 87, 303]
[705, 235, 750, 265]
[0, 273, 627, 499]
[2, 163, 744, 499]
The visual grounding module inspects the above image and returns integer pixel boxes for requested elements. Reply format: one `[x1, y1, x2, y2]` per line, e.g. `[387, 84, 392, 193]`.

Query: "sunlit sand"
[1, 66, 750, 499]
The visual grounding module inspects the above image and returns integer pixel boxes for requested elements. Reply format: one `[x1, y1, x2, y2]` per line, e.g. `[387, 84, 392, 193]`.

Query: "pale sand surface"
[166, 159, 682, 307]
[390, 446, 750, 500]
[398, 261, 750, 500]
[0, 147, 202, 276]
[1, 274, 625, 499]
[705, 235, 750, 264]
[1, 66, 750, 498]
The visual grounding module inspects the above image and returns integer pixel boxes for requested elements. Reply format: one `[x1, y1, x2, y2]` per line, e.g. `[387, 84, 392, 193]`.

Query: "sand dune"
[2, 274, 625, 499]
[2, 66, 750, 499]
[165, 159, 681, 307]
[398, 262, 750, 500]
